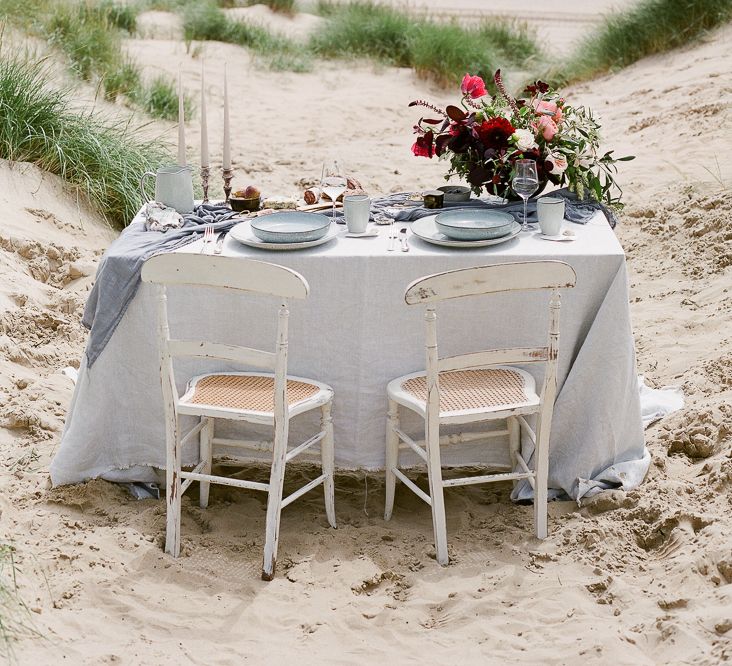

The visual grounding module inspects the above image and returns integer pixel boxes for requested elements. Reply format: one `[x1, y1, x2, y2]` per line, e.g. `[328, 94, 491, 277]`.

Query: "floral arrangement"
[410, 70, 633, 206]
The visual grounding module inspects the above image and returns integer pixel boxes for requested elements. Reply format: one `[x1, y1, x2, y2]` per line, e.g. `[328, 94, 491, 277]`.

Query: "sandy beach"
[0, 3, 730, 664]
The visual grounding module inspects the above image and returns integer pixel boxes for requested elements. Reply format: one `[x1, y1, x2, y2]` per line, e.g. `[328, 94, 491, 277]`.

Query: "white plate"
[411, 215, 521, 248]
[229, 221, 338, 250]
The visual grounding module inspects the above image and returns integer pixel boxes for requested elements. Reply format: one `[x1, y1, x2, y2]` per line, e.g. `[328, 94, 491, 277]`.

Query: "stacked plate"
[229, 212, 337, 250]
[411, 209, 520, 248]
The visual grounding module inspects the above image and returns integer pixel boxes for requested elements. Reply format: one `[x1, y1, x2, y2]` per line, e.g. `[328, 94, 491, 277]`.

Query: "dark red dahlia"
[476, 117, 515, 149]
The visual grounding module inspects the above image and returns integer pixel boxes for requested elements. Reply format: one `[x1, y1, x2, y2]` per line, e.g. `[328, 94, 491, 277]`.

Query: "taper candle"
[177, 71, 186, 166]
[222, 64, 231, 170]
[200, 62, 209, 168]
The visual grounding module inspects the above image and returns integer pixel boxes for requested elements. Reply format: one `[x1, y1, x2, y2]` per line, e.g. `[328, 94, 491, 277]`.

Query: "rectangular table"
[52, 212, 649, 501]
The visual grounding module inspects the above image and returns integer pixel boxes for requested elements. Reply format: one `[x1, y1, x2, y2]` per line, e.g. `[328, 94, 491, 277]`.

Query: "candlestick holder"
[222, 167, 234, 205]
[200, 165, 210, 203]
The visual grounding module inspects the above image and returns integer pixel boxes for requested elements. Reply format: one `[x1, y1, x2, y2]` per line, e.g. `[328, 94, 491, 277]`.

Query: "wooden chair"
[141, 254, 336, 580]
[384, 260, 576, 565]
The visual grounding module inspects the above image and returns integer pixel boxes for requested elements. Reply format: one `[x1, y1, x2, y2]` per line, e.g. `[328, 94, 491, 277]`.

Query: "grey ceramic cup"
[344, 194, 370, 233]
[537, 196, 565, 236]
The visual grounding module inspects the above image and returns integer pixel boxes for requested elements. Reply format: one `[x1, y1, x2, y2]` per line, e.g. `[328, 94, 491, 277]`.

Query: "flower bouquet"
[410, 70, 633, 206]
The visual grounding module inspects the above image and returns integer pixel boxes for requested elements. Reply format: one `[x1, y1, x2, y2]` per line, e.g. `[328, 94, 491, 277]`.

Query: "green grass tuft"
[0, 543, 40, 662]
[183, 0, 312, 72]
[554, 0, 732, 84]
[0, 53, 171, 227]
[131, 74, 195, 121]
[309, 2, 541, 86]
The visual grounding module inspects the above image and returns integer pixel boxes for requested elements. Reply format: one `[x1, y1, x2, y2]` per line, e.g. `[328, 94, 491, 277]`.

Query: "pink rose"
[537, 115, 558, 141]
[532, 99, 563, 123]
[460, 73, 487, 99]
[547, 152, 568, 175]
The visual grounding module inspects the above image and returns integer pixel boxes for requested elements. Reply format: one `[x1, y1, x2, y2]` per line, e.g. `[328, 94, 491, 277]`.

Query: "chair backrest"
[142, 254, 309, 419]
[404, 260, 576, 407]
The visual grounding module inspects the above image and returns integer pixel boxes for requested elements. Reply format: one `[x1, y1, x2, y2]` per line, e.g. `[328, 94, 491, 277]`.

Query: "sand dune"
[0, 6, 730, 665]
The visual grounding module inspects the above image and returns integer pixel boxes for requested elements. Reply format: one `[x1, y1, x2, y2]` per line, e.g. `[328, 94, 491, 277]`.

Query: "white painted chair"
[141, 253, 336, 580]
[384, 260, 576, 565]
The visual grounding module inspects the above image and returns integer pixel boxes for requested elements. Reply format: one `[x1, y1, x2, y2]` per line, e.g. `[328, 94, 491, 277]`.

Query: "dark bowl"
[230, 196, 260, 212]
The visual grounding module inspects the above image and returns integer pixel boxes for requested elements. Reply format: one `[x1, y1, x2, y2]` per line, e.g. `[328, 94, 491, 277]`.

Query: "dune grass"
[309, 1, 540, 86]
[553, 0, 732, 84]
[0, 543, 39, 662]
[0, 53, 171, 227]
[182, 0, 312, 72]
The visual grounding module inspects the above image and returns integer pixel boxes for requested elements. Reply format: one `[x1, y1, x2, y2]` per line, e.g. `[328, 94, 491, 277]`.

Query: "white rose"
[549, 152, 568, 175]
[512, 128, 538, 152]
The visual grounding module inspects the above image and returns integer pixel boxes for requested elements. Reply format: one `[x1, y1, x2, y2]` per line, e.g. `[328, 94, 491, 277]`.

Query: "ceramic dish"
[229, 221, 337, 250]
[249, 211, 330, 243]
[437, 185, 471, 202]
[411, 216, 521, 248]
[434, 208, 515, 241]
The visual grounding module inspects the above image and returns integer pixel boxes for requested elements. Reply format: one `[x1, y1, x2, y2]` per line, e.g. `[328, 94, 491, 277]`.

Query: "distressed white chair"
[384, 260, 576, 565]
[141, 254, 336, 580]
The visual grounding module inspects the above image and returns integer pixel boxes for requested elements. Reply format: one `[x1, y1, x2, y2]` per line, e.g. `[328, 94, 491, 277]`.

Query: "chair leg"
[199, 417, 214, 509]
[507, 416, 520, 488]
[320, 402, 336, 529]
[165, 413, 182, 558]
[262, 420, 288, 581]
[384, 399, 400, 521]
[425, 419, 448, 565]
[534, 423, 550, 540]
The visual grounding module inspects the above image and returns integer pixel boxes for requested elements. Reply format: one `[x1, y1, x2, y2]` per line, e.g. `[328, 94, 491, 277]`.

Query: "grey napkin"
[371, 188, 616, 228]
[82, 203, 240, 368]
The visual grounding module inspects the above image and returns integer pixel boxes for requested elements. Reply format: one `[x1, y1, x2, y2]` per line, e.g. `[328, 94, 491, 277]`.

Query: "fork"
[200, 224, 214, 254]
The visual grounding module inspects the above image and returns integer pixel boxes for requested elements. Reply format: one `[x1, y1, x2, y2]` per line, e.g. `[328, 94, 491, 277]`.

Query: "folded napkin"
[83, 203, 240, 368]
[371, 188, 616, 228]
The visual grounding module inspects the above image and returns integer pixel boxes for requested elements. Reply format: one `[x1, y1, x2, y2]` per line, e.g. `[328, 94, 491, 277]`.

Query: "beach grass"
[182, 0, 312, 72]
[248, 0, 296, 13]
[131, 74, 194, 121]
[309, 2, 540, 86]
[553, 0, 732, 84]
[0, 543, 39, 662]
[0, 53, 171, 226]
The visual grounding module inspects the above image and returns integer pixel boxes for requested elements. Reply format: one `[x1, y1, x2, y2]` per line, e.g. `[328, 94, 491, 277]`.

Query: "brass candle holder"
[200, 165, 210, 203]
[222, 167, 233, 205]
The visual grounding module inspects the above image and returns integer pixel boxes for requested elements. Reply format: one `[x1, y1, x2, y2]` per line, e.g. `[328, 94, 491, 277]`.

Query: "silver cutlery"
[388, 221, 396, 251]
[213, 229, 229, 254]
[399, 227, 409, 252]
[200, 224, 214, 254]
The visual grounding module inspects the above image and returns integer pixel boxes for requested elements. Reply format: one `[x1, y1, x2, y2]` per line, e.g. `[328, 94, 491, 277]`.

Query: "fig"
[244, 185, 260, 199]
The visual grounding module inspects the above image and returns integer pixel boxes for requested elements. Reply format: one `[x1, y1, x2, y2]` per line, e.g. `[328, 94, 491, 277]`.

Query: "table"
[52, 212, 649, 501]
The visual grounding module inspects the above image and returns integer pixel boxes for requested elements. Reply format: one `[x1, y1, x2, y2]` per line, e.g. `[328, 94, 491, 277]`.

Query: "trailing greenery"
[0, 53, 171, 226]
[309, 2, 540, 86]
[182, 0, 312, 72]
[552, 0, 732, 84]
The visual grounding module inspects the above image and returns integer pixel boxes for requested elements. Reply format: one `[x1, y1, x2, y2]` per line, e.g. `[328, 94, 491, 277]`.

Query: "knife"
[213, 229, 230, 254]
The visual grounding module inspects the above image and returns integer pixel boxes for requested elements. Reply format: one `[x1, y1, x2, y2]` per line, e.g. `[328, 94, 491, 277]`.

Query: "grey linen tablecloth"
[53, 210, 648, 502]
[82, 204, 239, 368]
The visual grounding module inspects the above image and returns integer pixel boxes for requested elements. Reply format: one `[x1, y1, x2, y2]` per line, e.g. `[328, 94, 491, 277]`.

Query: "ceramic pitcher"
[140, 165, 194, 214]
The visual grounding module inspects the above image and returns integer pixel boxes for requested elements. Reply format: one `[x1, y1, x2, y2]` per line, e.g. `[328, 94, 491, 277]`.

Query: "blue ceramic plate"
[249, 212, 330, 243]
[434, 208, 515, 241]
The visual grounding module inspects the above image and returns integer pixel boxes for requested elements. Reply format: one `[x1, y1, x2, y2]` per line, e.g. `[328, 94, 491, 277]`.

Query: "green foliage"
[309, 2, 541, 86]
[247, 0, 296, 13]
[183, 0, 312, 72]
[0, 53, 171, 226]
[131, 74, 194, 121]
[553, 0, 732, 84]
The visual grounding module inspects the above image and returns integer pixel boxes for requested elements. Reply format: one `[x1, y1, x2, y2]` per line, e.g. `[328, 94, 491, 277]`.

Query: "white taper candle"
[223, 64, 231, 170]
[200, 61, 209, 168]
[177, 71, 186, 166]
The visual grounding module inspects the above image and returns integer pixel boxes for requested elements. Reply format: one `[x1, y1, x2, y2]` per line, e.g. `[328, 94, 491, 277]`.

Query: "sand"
[1, 5, 731, 664]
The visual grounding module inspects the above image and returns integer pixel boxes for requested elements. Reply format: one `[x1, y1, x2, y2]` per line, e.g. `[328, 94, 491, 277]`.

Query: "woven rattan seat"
[400, 368, 535, 413]
[183, 373, 321, 413]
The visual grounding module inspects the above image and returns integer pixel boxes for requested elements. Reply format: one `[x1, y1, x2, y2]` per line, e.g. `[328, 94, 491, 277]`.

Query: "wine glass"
[511, 159, 539, 231]
[321, 160, 347, 222]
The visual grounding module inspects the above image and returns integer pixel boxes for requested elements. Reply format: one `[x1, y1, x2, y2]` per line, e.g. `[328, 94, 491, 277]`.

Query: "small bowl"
[435, 208, 515, 241]
[437, 185, 471, 202]
[249, 211, 330, 243]
[230, 196, 260, 212]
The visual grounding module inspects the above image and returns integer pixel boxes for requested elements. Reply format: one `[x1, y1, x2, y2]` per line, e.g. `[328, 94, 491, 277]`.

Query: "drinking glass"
[321, 160, 347, 222]
[511, 159, 539, 231]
